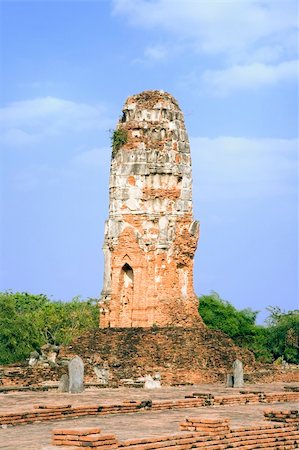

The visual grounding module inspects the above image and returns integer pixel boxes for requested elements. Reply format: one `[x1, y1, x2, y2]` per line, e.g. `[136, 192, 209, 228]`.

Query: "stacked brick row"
[46, 421, 299, 450]
[0, 398, 204, 426]
[151, 398, 205, 410]
[118, 433, 229, 450]
[264, 409, 299, 423]
[52, 427, 118, 449]
[188, 391, 299, 406]
[222, 423, 299, 449]
[284, 386, 299, 392]
[1, 392, 299, 427]
[178, 414, 299, 449]
[0, 401, 153, 426]
[180, 417, 230, 434]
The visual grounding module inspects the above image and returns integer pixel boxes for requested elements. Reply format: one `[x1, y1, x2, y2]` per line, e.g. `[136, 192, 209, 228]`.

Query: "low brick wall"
[1, 391, 299, 427]
[52, 427, 118, 448]
[264, 408, 299, 423]
[45, 417, 299, 450]
[180, 417, 230, 435]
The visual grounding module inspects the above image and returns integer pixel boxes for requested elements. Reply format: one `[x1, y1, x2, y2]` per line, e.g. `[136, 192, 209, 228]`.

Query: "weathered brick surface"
[1, 390, 298, 427]
[2, 358, 298, 388]
[61, 327, 257, 385]
[264, 409, 299, 423]
[52, 427, 118, 448]
[46, 419, 299, 450]
[0, 363, 64, 387]
[1, 388, 298, 449]
[99, 90, 201, 328]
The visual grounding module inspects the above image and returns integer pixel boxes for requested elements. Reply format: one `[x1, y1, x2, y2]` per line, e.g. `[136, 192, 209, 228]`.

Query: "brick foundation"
[45, 414, 299, 450]
[2, 391, 298, 427]
[60, 327, 256, 386]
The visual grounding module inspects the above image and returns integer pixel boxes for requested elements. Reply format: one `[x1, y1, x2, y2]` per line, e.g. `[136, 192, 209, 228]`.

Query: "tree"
[0, 291, 99, 364]
[198, 292, 272, 362]
[34, 296, 99, 345]
[199, 292, 258, 343]
[0, 292, 47, 363]
[265, 306, 299, 363]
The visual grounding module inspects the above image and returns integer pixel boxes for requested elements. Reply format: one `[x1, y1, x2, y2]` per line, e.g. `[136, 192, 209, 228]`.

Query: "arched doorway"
[119, 263, 134, 326]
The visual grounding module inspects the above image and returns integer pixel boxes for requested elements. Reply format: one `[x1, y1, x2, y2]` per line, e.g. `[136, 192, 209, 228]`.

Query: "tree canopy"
[0, 291, 98, 364]
[198, 292, 298, 364]
[265, 306, 299, 363]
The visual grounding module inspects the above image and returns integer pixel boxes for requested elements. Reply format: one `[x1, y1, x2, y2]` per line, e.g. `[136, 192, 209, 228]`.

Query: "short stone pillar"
[58, 374, 69, 392]
[93, 365, 110, 385]
[28, 351, 40, 367]
[232, 359, 244, 388]
[68, 356, 84, 393]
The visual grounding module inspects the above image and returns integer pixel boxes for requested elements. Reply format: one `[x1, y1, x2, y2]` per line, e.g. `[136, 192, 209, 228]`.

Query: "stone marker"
[40, 344, 59, 365]
[144, 374, 161, 389]
[58, 374, 69, 392]
[68, 356, 84, 393]
[28, 351, 40, 367]
[233, 359, 244, 388]
[93, 365, 109, 385]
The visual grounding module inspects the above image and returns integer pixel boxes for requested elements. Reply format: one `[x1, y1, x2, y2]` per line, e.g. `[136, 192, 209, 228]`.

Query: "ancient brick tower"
[99, 90, 200, 328]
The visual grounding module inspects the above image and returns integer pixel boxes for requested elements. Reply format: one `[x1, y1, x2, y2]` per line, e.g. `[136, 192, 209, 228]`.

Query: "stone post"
[232, 359, 244, 388]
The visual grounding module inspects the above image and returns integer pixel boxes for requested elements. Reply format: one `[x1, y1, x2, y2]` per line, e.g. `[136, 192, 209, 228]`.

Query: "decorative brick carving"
[99, 90, 201, 328]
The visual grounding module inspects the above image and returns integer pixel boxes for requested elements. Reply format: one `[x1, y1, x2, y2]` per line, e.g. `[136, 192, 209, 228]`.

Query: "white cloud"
[12, 147, 112, 192]
[190, 136, 298, 200]
[133, 43, 174, 66]
[144, 44, 168, 60]
[16, 81, 60, 90]
[113, 0, 297, 62]
[113, 0, 298, 93]
[0, 97, 111, 147]
[200, 60, 298, 96]
[1, 128, 39, 147]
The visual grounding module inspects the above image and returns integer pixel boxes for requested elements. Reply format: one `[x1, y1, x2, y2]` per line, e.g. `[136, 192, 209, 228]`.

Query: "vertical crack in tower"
[99, 90, 201, 328]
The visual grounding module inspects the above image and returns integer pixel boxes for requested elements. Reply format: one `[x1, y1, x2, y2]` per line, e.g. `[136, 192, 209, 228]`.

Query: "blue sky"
[0, 0, 298, 323]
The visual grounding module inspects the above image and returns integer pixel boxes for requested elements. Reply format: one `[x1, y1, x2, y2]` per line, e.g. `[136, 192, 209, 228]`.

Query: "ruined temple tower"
[99, 90, 200, 328]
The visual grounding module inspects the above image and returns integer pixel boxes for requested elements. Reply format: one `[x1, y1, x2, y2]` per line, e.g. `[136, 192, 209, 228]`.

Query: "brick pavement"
[0, 383, 294, 414]
[0, 383, 298, 449]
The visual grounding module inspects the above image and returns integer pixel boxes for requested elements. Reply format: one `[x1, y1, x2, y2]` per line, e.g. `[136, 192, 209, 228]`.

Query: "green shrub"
[111, 128, 127, 156]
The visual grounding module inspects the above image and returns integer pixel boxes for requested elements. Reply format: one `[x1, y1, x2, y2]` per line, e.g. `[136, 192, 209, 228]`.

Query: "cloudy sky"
[1, 0, 298, 322]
